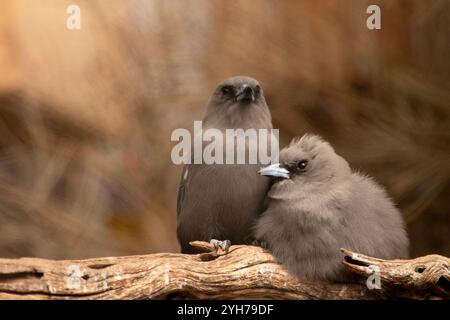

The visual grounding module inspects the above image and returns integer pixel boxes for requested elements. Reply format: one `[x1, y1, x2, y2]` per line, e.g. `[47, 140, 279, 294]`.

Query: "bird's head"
[204, 76, 271, 129]
[259, 134, 351, 186]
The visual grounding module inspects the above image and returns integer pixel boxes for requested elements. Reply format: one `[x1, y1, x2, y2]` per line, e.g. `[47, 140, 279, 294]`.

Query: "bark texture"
[0, 241, 448, 299]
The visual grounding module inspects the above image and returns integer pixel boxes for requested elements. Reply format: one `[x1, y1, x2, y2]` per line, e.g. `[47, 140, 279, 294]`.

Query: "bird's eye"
[221, 86, 233, 95]
[297, 160, 308, 171]
[254, 85, 261, 94]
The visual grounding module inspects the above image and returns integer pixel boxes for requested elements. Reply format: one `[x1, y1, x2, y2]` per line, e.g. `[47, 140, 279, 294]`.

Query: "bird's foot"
[210, 239, 231, 254]
[252, 239, 269, 250]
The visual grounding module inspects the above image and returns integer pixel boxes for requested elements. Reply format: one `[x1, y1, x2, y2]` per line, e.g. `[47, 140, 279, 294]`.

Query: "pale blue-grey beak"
[258, 163, 290, 179]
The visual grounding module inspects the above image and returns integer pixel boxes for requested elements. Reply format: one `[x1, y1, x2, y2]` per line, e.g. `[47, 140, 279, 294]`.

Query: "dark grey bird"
[254, 134, 409, 282]
[177, 76, 274, 253]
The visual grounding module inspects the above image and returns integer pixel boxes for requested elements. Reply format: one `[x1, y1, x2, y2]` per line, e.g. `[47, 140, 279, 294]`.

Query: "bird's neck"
[203, 106, 272, 130]
[268, 177, 352, 204]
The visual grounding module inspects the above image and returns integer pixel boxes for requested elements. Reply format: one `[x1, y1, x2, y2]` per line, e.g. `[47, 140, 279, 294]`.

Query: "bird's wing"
[177, 165, 188, 217]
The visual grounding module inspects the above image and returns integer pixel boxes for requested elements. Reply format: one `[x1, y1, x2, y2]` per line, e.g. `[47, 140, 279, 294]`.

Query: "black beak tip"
[243, 86, 253, 95]
[236, 85, 255, 103]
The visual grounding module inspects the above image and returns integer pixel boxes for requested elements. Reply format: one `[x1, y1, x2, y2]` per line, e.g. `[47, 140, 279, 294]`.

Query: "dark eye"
[254, 85, 261, 94]
[297, 160, 308, 171]
[221, 85, 233, 95]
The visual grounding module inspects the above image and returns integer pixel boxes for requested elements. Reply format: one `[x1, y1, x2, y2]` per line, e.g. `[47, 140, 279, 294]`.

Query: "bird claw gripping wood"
[210, 239, 231, 254]
[188, 240, 231, 261]
[252, 239, 269, 250]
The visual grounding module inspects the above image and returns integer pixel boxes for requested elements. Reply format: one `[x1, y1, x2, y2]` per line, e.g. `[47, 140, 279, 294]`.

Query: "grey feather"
[176, 166, 187, 218]
[177, 76, 274, 253]
[254, 134, 409, 282]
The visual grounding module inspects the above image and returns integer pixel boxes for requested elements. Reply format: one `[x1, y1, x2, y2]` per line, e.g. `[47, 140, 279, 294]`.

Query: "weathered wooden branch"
[0, 241, 448, 299]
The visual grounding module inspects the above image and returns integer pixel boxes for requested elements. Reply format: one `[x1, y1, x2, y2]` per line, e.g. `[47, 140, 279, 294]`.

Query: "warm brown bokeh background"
[0, 0, 448, 259]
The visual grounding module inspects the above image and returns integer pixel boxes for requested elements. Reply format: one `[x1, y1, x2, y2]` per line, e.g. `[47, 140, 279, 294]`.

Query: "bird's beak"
[235, 84, 255, 103]
[258, 163, 290, 179]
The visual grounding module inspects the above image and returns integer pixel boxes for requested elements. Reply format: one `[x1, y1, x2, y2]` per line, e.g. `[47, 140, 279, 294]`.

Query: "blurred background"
[0, 0, 448, 259]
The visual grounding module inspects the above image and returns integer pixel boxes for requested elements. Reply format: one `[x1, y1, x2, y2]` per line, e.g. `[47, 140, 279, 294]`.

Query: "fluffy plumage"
[254, 134, 409, 282]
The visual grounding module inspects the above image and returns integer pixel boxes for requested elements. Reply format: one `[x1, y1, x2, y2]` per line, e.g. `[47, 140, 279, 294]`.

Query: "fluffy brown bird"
[177, 76, 274, 253]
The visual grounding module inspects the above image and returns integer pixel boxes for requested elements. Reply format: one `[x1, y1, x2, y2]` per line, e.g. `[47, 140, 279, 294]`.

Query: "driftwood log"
[0, 241, 448, 300]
